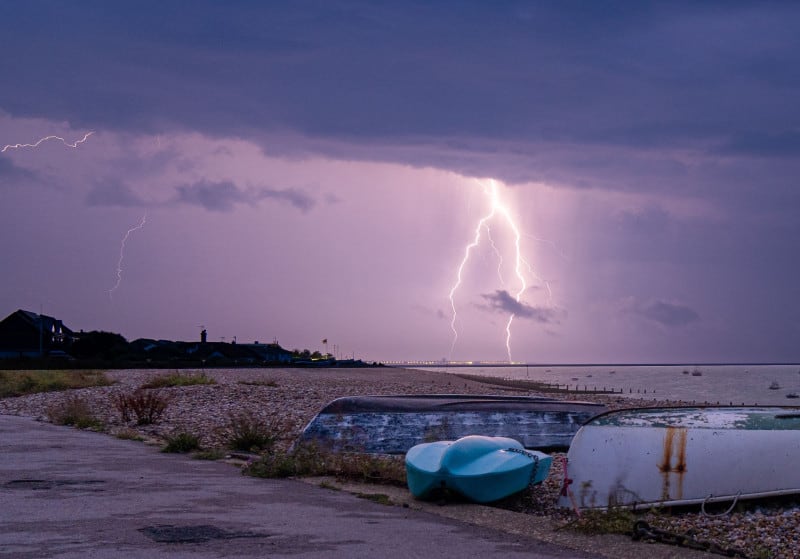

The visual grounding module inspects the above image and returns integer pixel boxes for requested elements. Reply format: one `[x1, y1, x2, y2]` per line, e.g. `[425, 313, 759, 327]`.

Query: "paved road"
[0, 415, 600, 558]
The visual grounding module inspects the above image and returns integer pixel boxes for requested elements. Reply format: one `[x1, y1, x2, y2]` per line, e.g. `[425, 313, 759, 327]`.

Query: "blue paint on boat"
[405, 435, 552, 503]
[299, 395, 606, 454]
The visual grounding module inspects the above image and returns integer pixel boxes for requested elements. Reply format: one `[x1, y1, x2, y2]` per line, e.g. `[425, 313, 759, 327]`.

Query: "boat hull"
[298, 394, 606, 454]
[406, 435, 552, 503]
[558, 406, 800, 509]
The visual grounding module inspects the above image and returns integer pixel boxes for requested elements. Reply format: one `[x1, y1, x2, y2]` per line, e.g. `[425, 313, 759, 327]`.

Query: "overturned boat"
[406, 435, 552, 503]
[298, 394, 607, 454]
[559, 406, 800, 510]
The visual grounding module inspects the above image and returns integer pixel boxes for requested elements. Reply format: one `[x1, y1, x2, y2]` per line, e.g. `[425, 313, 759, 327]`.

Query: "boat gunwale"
[316, 394, 607, 414]
[581, 404, 800, 427]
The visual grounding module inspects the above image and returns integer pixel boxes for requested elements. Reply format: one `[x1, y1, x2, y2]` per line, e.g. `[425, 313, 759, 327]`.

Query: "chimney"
[201, 329, 207, 344]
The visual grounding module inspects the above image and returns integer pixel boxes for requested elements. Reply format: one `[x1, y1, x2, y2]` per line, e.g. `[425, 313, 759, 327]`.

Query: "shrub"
[111, 389, 170, 425]
[226, 412, 277, 452]
[141, 372, 216, 389]
[162, 432, 201, 453]
[46, 395, 103, 429]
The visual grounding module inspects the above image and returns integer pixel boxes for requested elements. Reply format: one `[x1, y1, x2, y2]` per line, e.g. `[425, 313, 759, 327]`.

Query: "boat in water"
[298, 394, 607, 454]
[406, 435, 552, 503]
[559, 406, 800, 510]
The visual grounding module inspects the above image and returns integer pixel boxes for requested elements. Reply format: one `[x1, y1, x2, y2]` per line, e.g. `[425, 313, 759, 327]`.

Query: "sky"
[1, 1, 799, 364]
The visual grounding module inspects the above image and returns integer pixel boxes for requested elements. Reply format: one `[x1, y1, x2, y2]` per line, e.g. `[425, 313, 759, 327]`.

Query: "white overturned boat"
[559, 406, 800, 510]
[298, 394, 606, 454]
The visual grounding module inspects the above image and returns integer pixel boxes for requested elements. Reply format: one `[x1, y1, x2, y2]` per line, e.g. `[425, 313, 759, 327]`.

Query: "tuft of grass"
[355, 492, 393, 506]
[226, 412, 278, 452]
[0, 370, 111, 398]
[114, 428, 144, 441]
[246, 443, 406, 485]
[46, 395, 104, 429]
[162, 432, 201, 453]
[192, 449, 226, 461]
[237, 379, 278, 387]
[566, 508, 638, 535]
[111, 389, 170, 425]
[140, 371, 216, 389]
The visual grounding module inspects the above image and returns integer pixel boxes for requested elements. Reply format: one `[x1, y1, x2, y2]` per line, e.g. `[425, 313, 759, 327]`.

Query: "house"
[244, 343, 294, 364]
[0, 309, 74, 359]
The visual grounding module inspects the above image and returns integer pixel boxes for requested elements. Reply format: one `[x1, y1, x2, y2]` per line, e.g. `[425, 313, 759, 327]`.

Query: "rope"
[701, 492, 741, 517]
[560, 456, 581, 517]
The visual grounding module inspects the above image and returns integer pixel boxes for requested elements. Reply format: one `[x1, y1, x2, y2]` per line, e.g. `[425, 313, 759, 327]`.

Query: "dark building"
[0, 309, 74, 358]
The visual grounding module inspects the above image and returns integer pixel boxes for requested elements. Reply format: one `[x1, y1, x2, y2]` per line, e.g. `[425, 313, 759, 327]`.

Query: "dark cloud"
[0, 156, 36, 185]
[631, 300, 700, 328]
[86, 181, 146, 207]
[481, 290, 557, 323]
[1, 2, 798, 164]
[174, 180, 314, 212]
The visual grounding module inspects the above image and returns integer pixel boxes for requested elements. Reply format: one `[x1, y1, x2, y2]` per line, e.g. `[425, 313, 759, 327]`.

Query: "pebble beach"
[1, 367, 798, 558]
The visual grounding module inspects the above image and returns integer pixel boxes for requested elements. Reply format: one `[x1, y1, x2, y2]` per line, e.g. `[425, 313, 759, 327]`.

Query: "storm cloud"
[481, 290, 558, 324]
[174, 180, 314, 212]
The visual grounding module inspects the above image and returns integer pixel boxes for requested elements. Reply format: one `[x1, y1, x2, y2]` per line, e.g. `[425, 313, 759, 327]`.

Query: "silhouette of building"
[0, 309, 74, 359]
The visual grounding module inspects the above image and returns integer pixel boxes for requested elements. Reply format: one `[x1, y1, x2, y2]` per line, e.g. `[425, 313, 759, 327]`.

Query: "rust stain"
[658, 427, 688, 501]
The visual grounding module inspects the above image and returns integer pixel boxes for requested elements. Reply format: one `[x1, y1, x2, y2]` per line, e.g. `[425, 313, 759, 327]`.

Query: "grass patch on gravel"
[141, 372, 216, 389]
[0, 370, 111, 398]
[564, 508, 638, 535]
[161, 432, 201, 453]
[246, 443, 406, 485]
[46, 395, 104, 430]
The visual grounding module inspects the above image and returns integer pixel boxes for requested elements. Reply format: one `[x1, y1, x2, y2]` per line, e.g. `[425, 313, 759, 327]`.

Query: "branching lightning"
[448, 179, 533, 363]
[1, 132, 94, 153]
[109, 214, 147, 300]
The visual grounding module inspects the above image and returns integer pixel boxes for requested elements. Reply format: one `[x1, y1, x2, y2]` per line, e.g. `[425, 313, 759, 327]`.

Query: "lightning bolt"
[1, 132, 94, 153]
[109, 213, 147, 300]
[449, 179, 530, 363]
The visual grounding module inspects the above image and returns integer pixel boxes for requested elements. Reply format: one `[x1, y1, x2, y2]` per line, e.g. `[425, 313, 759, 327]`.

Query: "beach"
[1, 367, 798, 558]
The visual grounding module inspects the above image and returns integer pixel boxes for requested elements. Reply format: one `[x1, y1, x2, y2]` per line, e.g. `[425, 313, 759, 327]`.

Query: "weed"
[318, 481, 341, 491]
[355, 492, 393, 505]
[46, 395, 103, 429]
[0, 370, 111, 398]
[226, 412, 277, 452]
[111, 389, 170, 425]
[247, 443, 406, 485]
[141, 372, 216, 389]
[162, 432, 201, 453]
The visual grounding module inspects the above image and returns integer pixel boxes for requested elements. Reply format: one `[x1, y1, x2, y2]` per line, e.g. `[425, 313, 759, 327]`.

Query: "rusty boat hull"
[298, 394, 607, 454]
[559, 406, 800, 509]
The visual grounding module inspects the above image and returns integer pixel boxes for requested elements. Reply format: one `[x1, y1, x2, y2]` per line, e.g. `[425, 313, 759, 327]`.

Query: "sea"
[413, 364, 800, 406]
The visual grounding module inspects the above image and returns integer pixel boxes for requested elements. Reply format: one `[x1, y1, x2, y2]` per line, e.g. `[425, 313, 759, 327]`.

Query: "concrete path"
[0, 415, 600, 558]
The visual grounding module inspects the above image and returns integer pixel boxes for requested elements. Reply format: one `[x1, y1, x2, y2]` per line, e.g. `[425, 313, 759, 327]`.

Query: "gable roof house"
[0, 309, 75, 359]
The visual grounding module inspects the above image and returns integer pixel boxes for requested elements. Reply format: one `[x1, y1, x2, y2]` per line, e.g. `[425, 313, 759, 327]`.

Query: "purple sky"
[2, 1, 799, 363]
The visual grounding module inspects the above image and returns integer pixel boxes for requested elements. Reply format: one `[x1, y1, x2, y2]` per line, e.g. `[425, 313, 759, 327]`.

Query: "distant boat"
[787, 393, 799, 399]
[559, 406, 800, 510]
[298, 394, 607, 454]
[690, 369, 703, 376]
[769, 381, 781, 390]
[406, 435, 552, 503]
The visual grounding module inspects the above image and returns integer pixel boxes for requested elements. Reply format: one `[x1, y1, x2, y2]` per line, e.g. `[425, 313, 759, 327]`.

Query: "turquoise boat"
[405, 435, 552, 503]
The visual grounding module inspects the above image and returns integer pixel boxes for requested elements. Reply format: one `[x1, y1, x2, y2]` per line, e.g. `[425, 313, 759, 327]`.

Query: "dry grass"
[0, 370, 111, 398]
